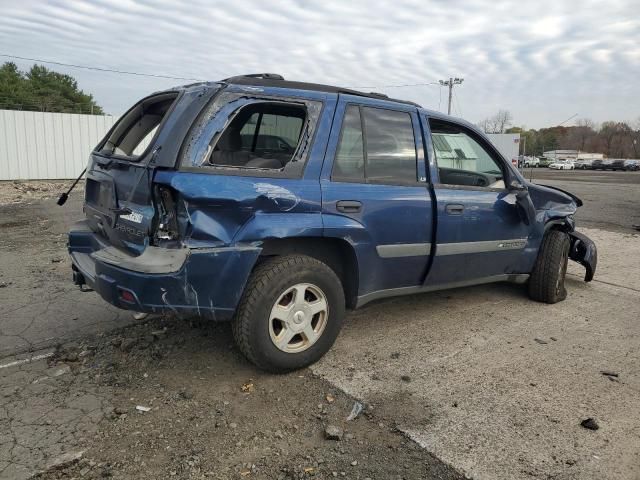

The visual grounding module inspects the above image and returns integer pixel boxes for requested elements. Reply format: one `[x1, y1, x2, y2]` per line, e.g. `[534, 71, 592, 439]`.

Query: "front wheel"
[232, 255, 345, 373]
[528, 230, 570, 304]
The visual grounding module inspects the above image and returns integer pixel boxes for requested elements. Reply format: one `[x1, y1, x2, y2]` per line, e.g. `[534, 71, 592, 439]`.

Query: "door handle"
[445, 204, 464, 215]
[336, 200, 362, 213]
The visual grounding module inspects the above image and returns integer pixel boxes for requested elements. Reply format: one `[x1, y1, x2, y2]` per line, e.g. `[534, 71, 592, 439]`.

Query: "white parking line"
[0, 352, 53, 370]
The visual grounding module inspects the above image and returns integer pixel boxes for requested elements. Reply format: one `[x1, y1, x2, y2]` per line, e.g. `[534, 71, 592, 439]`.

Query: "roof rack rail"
[366, 92, 389, 99]
[220, 75, 421, 107]
[223, 73, 284, 82]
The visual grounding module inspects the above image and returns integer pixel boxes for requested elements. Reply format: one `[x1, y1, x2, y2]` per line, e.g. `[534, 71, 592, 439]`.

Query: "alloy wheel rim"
[268, 283, 328, 353]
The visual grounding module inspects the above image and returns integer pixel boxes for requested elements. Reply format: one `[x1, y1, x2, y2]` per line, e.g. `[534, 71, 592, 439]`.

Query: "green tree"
[0, 62, 103, 114]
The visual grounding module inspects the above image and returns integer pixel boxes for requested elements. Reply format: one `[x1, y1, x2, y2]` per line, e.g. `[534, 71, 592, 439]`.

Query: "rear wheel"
[528, 230, 570, 304]
[232, 255, 345, 372]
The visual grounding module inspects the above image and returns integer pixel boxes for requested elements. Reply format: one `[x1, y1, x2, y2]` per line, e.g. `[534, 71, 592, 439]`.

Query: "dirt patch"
[0, 180, 79, 206]
[30, 316, 463, 480]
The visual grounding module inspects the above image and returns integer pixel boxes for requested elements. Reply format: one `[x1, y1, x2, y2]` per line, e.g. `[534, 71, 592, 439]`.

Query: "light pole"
[439, 77, 464, 115]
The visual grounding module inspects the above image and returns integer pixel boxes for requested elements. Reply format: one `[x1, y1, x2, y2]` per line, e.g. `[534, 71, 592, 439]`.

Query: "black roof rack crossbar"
[222, 73, 284, 82]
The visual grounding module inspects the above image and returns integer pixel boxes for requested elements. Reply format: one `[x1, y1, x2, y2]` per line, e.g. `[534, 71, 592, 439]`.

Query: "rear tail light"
[119, 289, 136, 303]
[155, 186, 179, 242]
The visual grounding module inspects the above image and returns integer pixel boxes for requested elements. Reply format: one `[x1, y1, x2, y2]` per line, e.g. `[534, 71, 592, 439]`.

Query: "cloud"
[0, 0, 638, 127]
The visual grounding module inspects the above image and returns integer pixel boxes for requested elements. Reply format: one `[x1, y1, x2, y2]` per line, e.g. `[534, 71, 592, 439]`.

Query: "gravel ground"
[0, 183, 132, 358]
[0, 180, 78, 206]
[19, 316, 461, 480]
[0, 181, 462, 479]
[1, 175, 638, 479]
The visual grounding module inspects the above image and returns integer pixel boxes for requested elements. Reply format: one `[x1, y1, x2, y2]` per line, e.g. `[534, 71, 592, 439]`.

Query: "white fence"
[0, 110, 116, 180]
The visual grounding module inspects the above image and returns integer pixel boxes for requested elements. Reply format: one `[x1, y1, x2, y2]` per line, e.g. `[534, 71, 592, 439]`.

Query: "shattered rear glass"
[180, 91, 322, 176]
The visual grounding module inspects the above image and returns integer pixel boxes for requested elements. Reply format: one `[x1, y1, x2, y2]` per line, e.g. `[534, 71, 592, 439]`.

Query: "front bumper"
[568, 230, 597, 282]
[68, 221, 261, 320]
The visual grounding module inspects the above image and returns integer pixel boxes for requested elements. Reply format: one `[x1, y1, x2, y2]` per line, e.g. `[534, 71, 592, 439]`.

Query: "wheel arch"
[258, 236, 359, 309]
[544, 216, 574, 233]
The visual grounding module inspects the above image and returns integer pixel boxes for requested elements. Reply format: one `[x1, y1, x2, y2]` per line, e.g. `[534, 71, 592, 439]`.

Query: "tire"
[232, 254, 345, 373]
[528, 230, 570, 304]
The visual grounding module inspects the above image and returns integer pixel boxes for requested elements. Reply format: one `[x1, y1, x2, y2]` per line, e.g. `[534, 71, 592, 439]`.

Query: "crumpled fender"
[568, 231, 597, 282]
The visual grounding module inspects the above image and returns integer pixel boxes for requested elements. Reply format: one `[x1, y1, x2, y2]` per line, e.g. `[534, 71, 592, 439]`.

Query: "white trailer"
[486, 133, 521, 166]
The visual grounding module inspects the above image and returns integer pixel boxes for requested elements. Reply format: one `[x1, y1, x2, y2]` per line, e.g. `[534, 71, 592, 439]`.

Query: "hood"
[532, 184, 582, 207]
[526, 182, 580, 217]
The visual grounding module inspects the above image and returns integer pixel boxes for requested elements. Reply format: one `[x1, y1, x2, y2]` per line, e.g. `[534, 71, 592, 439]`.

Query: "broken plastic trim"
[154, 186, 180, 243]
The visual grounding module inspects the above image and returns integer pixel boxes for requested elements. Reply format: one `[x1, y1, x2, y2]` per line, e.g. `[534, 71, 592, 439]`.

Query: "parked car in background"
[608, 159, 627, 171]
[624, 160, 639, 171]
[66, 74, 597, 372]
[538, 158, 554, 168]
[522, 156, 540, 168]
[589, 159, 604, 170]
[574, 159, 593, 170]
[549, 160, 575, 170]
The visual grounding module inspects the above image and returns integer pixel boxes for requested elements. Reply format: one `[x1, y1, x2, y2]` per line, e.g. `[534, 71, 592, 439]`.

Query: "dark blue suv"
[68, 74, 596, 372]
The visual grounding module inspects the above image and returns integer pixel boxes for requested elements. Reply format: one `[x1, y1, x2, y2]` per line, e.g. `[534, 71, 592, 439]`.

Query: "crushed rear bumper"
[68, 220, 261, 320]
[568, 230, 597, 282]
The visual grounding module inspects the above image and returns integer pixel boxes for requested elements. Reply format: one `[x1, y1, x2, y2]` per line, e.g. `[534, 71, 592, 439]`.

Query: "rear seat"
[210, 130, 289, 169]
[210, 130, 251, 166]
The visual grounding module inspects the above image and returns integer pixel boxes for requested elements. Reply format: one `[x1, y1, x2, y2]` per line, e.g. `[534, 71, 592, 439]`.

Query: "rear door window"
[332, 105, 417, 184]
[362, 107, 417, 184]
[332, 105, 365, 182]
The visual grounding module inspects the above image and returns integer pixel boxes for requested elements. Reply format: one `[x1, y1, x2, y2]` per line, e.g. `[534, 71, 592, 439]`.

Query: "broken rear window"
[181, 92, 322, 176]
[97, 92, 178, 160]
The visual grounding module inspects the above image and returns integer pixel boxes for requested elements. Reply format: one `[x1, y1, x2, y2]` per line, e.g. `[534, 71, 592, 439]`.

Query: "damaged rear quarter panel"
[142, 171, 323, 317]
[153, 171, 323, 248]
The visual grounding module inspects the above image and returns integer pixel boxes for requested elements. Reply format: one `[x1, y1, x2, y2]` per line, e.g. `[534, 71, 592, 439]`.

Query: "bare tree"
[599, 121, 632, 158]
[478, 110, 513, 134]
[575, 118, 595, 151]
[494, 110, 513, 134]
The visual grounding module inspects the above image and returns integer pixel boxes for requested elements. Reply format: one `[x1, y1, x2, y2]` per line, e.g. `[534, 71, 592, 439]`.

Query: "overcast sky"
[1, 0, 638, 128]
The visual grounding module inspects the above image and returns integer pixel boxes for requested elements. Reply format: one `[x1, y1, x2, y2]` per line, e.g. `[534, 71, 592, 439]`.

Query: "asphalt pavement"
[526, 169, 640, 233]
